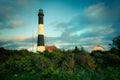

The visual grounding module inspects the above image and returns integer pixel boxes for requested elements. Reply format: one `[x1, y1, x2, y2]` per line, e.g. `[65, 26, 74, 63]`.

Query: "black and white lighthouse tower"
[37, 9, 45, 52]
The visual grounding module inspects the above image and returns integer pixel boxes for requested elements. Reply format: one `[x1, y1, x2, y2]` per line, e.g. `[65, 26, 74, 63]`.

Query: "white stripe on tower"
[37, 9, 45, 52]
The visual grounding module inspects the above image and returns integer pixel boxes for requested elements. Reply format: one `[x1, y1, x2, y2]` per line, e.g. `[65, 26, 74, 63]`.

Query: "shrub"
[75, 54, 96, 70]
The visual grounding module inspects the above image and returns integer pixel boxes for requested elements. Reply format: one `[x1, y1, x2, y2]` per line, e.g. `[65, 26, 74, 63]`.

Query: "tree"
[110, 35, 120, 51]
[75, 54, 96, 70]
[73, 46, 80, 53]
[80, 47, 85, 52]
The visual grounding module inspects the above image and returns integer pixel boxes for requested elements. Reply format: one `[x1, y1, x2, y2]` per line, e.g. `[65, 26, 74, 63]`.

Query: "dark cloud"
[0, 36, 37, 50]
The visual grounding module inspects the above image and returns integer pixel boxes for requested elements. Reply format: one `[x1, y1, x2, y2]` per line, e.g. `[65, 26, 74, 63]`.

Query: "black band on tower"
[38, 16, 43, 24]
[38, 9, 44, 24]
[37, 35, 44, 46]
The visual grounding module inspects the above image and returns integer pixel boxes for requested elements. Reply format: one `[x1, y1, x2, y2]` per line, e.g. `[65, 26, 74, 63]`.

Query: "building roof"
[93, 45, 104, 51]
[45, 45, 57, 52]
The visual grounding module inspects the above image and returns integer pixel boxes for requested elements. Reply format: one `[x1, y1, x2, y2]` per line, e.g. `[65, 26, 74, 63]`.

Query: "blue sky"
[0, 0, 120, 51]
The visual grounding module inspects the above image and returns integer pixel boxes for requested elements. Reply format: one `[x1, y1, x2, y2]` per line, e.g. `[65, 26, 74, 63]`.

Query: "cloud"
[45, 2, 120, 51]
[0, 0, 32, 30]
[84, 3, 107, 22]
[0, 21, 25, 29]
[0, 36, 37, 50]
[83, 2, 120, 24]
[9, 21, 25, 28]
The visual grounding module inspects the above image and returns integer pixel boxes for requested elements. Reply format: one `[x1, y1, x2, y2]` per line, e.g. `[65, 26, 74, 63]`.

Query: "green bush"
[75, 54, 96, 71]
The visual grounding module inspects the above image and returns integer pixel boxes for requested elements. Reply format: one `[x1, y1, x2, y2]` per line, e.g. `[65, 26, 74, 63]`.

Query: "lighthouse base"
[37, 46, 45, 52]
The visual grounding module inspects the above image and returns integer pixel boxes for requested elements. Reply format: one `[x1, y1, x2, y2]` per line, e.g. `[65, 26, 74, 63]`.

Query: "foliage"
[0, 46, 120, 80]
[112, 35, 120, 50]
[75, 53, 96, 71]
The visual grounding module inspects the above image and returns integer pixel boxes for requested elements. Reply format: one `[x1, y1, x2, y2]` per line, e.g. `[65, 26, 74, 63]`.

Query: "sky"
[0, 0, 120, 52]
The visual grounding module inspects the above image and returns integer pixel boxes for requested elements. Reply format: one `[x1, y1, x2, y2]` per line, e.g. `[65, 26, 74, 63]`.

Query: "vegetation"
[0, 36, 120, 80]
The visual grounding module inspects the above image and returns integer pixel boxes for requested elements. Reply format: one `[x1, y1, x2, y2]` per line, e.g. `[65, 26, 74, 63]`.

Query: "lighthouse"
[37, 9, 45, 52]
